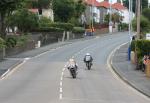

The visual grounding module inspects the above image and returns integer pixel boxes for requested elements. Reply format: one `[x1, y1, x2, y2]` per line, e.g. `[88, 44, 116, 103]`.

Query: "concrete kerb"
[109, 42, 150, 98]
[0, 60, 23, 79]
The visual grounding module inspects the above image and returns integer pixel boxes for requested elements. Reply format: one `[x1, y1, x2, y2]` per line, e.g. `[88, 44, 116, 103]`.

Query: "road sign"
[146, 33, 150, 40]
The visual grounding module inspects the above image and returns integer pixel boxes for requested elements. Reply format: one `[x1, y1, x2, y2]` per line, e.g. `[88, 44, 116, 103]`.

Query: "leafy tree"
[7, 9, 39, 33]
[104, 13, 123, 23]
[123, 0, 148, 13]
[0, 0, 25, 38]
[53, 0, 75, 22]
[26, 0, 52, 9]
[74, 0, 86, 18]
[142, 8, 150, 21]
[132, 15, 150, 36]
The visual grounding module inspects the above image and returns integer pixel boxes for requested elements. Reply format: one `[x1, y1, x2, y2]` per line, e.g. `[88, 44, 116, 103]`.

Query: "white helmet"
[69, 58, 75, 62]
[86, 53, 90, 56]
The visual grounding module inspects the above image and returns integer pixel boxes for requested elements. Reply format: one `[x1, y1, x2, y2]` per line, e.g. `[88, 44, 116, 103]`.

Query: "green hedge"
[131, 39, 150, 64]
[0, 37, 5, 48]
[72, 27, 85, 34]
[33, 27, 64, 32]
[5, 35, 29, 48]
[50, 22, 74, 31]
[118, 23, 128, 31]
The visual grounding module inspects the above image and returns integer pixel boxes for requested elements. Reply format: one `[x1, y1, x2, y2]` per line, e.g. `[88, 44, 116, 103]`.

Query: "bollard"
[128, 46, 131, 61]
[131, 51, 135, 64]
[146, 63, 150, 78]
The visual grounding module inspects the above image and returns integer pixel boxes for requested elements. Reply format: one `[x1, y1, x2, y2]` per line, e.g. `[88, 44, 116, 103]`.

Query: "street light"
[109, 0, 113, 34]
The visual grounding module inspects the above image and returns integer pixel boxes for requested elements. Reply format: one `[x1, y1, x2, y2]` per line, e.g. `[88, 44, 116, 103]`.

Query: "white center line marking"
[60, 88, 62, 93]
[60, 76, 63, 81]
[59, 94, 62, 99]
[61, 72, 64, 76]
[60, 81, 62, 87]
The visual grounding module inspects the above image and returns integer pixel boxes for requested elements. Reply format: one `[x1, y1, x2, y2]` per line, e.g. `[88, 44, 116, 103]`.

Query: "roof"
[98, 1, 110, 8]
[84, 0, 101, 7]
[112, 3, 126, 10]
[28, 9, 38, 13]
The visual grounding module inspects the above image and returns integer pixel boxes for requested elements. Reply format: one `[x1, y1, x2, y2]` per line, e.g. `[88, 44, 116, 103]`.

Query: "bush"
[131, 40, 150, 64]
[72, 27, 85, 34]
[142, 8, 150, 21]
[118, 23, 128, 31]
[50, 22, 74, 31]
[0, 37, 5, 48]
[6, 37, 17, 48]
[68, 17, 80, 26]
[32, 27, 64, 32]
[16, 35, 28, 46]
[39, 16, 52, 28]
[5, 35, 29, 48]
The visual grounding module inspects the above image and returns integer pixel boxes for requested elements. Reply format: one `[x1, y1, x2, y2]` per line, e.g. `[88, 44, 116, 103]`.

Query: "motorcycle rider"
[84, 53, 93, 68]
[66, 58, 78, 71]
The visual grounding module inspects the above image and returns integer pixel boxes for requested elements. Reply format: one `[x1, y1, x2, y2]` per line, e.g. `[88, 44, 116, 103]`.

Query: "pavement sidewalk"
[111, 44, 150, 98]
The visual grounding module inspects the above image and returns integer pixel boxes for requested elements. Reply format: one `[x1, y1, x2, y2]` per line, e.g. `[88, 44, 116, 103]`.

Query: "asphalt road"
[0, 32, 150, 103]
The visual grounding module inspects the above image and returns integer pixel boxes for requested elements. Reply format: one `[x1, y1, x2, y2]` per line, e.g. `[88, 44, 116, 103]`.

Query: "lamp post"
[137, 0, 141, 39]
[109, 0, 113, 34]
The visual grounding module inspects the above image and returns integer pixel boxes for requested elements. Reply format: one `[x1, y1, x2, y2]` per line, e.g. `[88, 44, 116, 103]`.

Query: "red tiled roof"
[28, 9, 38, 13]
[84, 0, 101, 7]
[98, 1, 110, 8]
[112, 3, 126, 10]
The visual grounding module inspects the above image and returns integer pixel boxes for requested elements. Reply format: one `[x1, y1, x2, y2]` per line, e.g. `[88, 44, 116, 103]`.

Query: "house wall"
[121, 9, 135, 24]
[42, 9, 54, 21]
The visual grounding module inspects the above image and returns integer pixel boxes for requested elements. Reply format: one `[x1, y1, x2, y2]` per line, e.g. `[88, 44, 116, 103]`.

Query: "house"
[28, 1, 54, 21]
[84, 0, 101, 24]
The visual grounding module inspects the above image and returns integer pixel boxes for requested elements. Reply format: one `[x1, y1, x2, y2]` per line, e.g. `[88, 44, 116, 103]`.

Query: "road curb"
[0, 60, 23, 79]
[110, 43, 150, 98]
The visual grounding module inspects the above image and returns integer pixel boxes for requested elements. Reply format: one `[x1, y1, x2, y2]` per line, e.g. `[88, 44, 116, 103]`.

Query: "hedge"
[131, 39, 150, 64]
[72, 27, 85, 34]
[0, 37, 5, 48]
[5, 35, 29, 48]
[50, 22, 74, 31]
[32, 27, 64, 32]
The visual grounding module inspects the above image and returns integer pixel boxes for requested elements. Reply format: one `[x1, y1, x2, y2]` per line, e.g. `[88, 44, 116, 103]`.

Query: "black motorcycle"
[86, 61, 92, 70]
[69, 66, 77, 78]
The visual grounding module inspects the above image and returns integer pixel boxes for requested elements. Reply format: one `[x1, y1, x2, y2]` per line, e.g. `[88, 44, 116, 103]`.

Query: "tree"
[26, 0, 52, 9]
[74, 0, 86, 18]
[0, 0, 25, 38]
[104, 13, 123, 23]
[53, 0, 75, 22]
[132, 15, 150, 37]
[142, 8, 150, 21]
[123, 0, 148, 13]
[7, 9, 39, 33]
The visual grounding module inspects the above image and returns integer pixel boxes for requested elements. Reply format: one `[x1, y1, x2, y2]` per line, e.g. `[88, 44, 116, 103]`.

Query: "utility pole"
[137, 0, 141, 39]
[109, 0, 112, 34]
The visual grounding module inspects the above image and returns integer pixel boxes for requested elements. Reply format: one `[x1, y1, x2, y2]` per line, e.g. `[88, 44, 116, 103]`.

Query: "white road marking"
[61, 72, 64, 76]
[60, 81, 62, 87]
[60, 88, 62, 93]
[1, 69, 10, 78]
[59, 94, 62, 99]
[1, 60, 26, 80]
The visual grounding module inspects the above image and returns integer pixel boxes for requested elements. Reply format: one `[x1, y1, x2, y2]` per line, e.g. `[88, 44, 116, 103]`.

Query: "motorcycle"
[70, 67, 76, 78]
[86, 61, 92, 70]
